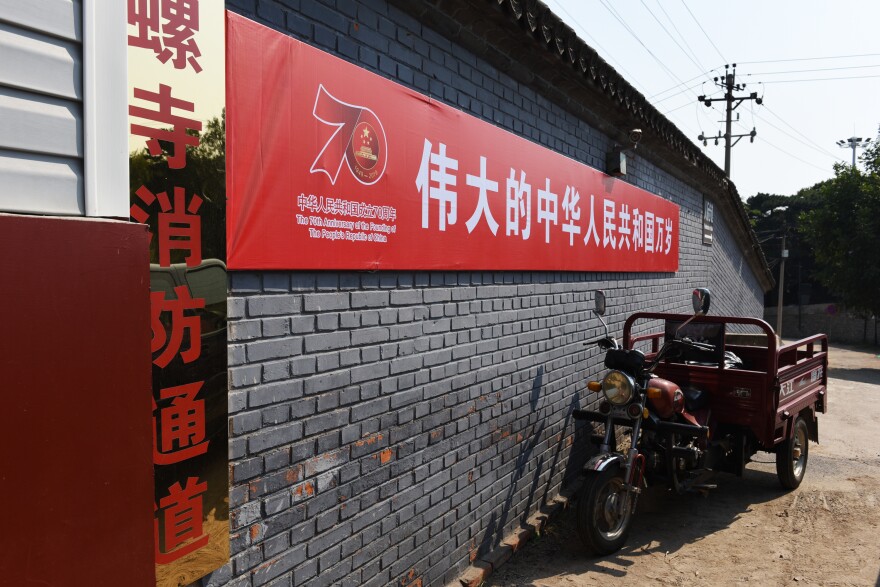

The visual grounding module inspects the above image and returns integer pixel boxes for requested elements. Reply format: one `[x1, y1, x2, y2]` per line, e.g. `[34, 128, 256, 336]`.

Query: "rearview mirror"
[692, 288, 711, 315]
[594, 290, 606, 316]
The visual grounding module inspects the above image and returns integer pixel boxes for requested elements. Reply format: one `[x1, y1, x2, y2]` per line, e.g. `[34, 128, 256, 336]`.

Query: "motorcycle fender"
[584, 452, 625, 473]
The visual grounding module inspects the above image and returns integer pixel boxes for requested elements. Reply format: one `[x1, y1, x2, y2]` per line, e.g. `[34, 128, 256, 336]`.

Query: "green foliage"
[745, 187, 826, 306]
[861, 127, 880, 175]
[798, 163, 880, 316]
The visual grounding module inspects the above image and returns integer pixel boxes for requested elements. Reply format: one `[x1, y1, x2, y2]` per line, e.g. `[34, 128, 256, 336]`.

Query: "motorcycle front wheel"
[576, 465, 633, 555]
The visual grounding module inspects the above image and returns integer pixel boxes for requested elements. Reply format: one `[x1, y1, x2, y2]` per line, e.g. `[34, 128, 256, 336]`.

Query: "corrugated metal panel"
[0, 149, 84, 215]
[0, 0, 81, 42]
[0, 2, 83, 215]
[0, 22, 81, 100]
[0, 86, 82, 157]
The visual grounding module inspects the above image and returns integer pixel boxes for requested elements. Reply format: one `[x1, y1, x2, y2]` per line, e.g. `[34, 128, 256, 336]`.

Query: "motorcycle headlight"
[602, 370, 635, 405]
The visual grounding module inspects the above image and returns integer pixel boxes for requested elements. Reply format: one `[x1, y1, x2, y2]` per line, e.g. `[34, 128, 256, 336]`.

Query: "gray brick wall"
[212, 1, 766, 586]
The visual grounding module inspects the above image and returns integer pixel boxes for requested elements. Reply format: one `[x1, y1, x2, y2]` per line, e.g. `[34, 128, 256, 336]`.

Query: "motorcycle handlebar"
[585, 336, 619, 349]
[646, 337, 717, 372]
[680, 337, 716, 352]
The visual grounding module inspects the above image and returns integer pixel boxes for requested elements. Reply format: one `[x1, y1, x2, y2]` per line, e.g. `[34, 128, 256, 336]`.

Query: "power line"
[639, 0, 707, 78]
[650, 70, 718, 99]
[663, 100, 697, 116]
[597, 0, 719, 133]
[663, 96, 721, 116]
[759, 136, 832, 174]
[679, 0, 727, 65]
[548, 0, 717, 136]
[738, 52, 880, 65]
[657, 97, 710, 136]
[752, 112, 845, 163]
[598, 0, 687, 87]
[546, 1, 650, 94]
[654, 0, 709, 74]
[731, 119, 832, 174]
[761, 105, 847, 163]
[652, 80, 707, 104]
[750, 63, 880, 76]
[760, 73, 880, 84]
[668, 103, 705, 134]
[554, 0, 722, 135]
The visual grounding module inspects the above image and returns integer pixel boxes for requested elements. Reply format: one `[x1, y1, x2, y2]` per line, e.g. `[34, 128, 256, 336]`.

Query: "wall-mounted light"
[605, 128, 642, 177]
[606, 146, 627, 177]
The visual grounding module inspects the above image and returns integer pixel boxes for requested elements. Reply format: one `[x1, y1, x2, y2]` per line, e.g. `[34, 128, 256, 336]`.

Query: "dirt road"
[489, 343, 880, 587]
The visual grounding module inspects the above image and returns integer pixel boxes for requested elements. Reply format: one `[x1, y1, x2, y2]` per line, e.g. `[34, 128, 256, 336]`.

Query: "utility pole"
[836, 136, 872, 167]
[697, 64, 762, 176]
[776, 234, 787, 338]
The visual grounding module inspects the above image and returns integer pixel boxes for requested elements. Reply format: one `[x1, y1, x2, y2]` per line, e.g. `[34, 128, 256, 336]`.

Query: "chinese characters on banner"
[226, 14, 679, 272]
[127, 2, 228, 585]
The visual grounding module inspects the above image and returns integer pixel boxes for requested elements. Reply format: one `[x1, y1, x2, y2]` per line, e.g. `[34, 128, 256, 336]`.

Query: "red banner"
[227, 13, 679, 272]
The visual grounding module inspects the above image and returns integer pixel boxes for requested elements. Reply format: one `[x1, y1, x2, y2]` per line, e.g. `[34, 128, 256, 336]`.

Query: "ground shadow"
[476, 367, 548, 558]
[489, 464, 789, 585]
[828, 367, 880, 385]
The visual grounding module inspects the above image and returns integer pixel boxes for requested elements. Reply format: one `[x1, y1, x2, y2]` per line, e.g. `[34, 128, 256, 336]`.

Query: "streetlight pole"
[836, 136, 872, 167]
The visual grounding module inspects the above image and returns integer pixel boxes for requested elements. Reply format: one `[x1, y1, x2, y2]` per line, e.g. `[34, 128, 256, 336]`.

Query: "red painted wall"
[0, 213, 155, 586]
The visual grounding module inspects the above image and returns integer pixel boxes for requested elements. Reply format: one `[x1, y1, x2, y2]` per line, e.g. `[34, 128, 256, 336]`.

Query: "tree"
[746, 187, 828, 307]
[130, 110, 226, 262]
[798, 163, 880, 317]
[861, 124, 880, 174]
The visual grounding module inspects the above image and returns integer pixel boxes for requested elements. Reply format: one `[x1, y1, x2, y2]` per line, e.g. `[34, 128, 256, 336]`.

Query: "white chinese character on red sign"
[537, 179, 558, 244]
[645, 211, 655, 253]
[561, 186, 581, 246]
[602, 199, 616, 249]
[617, 204, 631, 250]
[583, 194, 600, 247]
[128, 0, 203, 72]
[416, 139, 458, 231]
[656, 216, 665, 254]
[465, 156, 499, 235]
[506, 169, 531, 240]
[632, 208, 643, 250]
[664, 217, 673, 253]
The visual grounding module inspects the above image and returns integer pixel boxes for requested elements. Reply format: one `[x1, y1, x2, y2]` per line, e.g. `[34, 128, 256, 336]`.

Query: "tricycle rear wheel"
[576, 465, 633, 555]
[776, 416, 809, 490]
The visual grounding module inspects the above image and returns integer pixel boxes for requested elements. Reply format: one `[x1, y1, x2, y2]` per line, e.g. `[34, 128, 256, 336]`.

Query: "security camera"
[629, 128, 643, 146]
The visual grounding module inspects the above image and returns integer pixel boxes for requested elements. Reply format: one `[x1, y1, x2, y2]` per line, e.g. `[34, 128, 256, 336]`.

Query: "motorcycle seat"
[682, 387, 710, 411]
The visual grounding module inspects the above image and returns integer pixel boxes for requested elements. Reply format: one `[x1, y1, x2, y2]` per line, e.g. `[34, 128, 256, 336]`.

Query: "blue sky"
[541, 0, 880, 199]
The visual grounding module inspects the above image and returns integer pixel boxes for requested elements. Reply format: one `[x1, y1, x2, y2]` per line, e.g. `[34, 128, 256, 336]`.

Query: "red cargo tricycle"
[574, 288, 828, 554]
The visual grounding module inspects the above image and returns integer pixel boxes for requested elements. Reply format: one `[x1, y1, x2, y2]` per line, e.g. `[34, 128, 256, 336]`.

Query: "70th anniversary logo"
[310, 85, 388, 186]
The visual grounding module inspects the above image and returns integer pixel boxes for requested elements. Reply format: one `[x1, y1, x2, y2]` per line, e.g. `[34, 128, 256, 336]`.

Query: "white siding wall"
[0, 0, 84, 215]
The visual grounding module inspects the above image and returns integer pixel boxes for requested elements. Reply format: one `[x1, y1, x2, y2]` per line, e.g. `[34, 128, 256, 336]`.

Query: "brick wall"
[765, 304, 879, 345]
[211, 1, 766, 586]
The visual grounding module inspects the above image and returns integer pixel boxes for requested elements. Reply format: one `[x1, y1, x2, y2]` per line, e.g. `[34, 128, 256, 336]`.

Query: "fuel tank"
[648, 377, 700, 426]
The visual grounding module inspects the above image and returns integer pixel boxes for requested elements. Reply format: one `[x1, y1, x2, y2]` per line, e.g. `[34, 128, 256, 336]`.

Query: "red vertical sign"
[127, 2, 229, 585]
